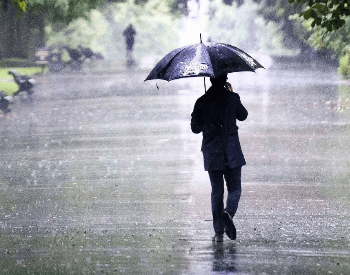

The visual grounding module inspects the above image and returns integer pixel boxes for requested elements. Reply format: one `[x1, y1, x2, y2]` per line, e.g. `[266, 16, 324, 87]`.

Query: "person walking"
[190, 74, 248, 242]
[123, 24, 136, 67]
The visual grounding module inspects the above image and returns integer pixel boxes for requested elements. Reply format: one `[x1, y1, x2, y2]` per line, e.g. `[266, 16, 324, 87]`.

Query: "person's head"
[210, 74, 227, 86]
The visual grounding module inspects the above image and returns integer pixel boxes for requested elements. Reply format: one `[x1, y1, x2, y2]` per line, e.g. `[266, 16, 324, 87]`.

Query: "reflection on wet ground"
[1, 61, 350, 274]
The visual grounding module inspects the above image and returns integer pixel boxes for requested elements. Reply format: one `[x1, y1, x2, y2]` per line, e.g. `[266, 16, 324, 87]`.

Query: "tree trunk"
[0, 2, 45, 60]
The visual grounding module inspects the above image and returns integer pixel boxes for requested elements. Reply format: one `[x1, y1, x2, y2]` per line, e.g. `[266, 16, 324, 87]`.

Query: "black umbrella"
[145, 38, 264, 83]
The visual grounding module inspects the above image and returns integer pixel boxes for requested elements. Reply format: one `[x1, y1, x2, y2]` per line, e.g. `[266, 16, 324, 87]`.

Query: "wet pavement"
[1, 61, 350, 274]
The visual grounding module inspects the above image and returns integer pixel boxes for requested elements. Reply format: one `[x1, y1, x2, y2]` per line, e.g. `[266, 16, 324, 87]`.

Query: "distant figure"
[123, 24, 136, 67]
[191, 74, 248, 242]
[0, 91, 11, 114]
[8, 70, 36, 97]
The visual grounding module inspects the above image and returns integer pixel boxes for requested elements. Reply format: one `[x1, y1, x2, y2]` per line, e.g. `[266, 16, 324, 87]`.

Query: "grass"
[0, 67, 43, 95]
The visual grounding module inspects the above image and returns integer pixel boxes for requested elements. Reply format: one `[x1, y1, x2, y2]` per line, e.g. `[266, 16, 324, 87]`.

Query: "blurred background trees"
[212, 0, 350, 77]
[289, 0, 349, 32]
[0, 0, 187, 67]
[0, 0, 104, 61]
[1, 0, 350, 77]
[207, 0, 300, 56]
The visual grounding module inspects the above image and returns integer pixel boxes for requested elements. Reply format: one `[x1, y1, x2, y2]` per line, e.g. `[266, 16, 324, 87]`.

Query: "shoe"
[223, 211, 236, 240]
[212, 234, 224, 242]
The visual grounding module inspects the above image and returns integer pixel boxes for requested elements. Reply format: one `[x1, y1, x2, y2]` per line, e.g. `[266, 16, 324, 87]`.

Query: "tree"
[2, 0, 104, 23]
[1, 0, 25, 12]
[1, 0, 187, 60]
[45, 0, 183, 64]
[281, 0, 350, 77]
[9, 0, 26, 11]
[0, 0, 107, 59]
[0, 0, 45, 59]
[253, 0, 306, 50]
[6, 0, 187, 27]
[27, 0, 104, 26]
[289, 0, 350, 32]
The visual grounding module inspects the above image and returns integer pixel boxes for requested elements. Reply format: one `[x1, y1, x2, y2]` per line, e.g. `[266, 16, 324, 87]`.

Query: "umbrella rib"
[219, 43, 265, 70]
[160, 51, 184, 81]
[145, 45, 190, 81]
[145, 42, 264, 82]
[205, 43, 260, 74]
[161, 44, 200, 81]
[155, 47, 191, 81]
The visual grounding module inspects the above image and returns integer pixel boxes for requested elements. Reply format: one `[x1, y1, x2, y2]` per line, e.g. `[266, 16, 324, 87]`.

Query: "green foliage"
[0, 82, 17, 95]
[46, 9, 110, 52]
[288, 2, 350, 78]
[45, 0, 180, 63]
[289, 0, 350, 32]
[291, 11, 350, 52]
[0, 67, 42, 80]
[252, 0, 306, 51]
[8, 0, 187, 27]
[338, 48, 350, 79]
[26, 0, 104, 25]
[207, 0, 295, 55]
[301, 17, 350, 55]
[207, 0, 241, 44]
[111, 0, 181, 60]
[255, 0, 350, 65]
[11, 0, 27, 11]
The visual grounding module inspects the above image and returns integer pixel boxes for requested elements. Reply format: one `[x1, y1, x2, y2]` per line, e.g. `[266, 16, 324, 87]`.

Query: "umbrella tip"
[200, 33, 202, 43]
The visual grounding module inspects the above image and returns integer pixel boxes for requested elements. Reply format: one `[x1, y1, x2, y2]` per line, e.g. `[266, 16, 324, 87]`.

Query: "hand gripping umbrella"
[145, 35, 264, 90]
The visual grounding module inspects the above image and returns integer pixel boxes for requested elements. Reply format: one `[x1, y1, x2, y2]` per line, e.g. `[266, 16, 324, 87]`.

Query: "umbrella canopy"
[145, 42, 264, 82]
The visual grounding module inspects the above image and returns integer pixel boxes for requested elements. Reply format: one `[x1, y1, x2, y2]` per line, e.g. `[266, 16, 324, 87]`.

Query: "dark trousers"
[208, 166, 242, 235]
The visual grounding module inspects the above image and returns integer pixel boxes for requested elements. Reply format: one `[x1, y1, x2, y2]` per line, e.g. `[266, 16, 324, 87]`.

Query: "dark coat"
[191, 84, 248, 171]
[123, 24, 136, 51]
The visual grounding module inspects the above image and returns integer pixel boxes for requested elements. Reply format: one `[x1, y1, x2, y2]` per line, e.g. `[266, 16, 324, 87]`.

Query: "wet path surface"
[1, 63, 350, 274]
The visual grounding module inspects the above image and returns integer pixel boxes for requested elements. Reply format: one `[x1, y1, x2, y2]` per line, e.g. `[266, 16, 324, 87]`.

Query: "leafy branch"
[12, 0, 27, 11]
[289, 0, 350, 31]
